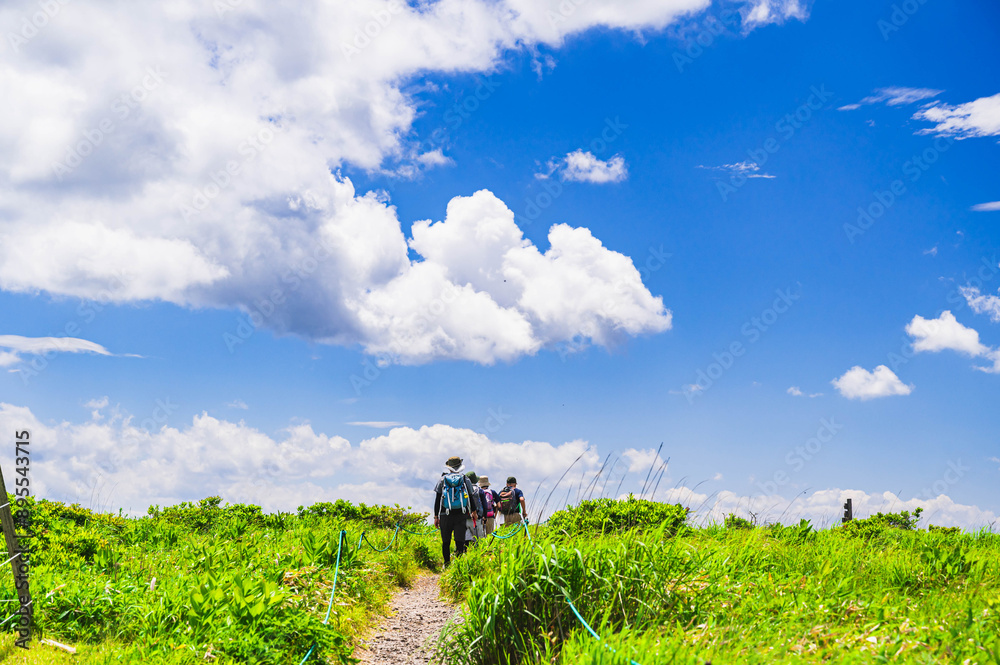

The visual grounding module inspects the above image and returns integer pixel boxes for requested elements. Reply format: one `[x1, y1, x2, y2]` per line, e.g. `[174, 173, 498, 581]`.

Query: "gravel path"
[354, 575, 458, 665]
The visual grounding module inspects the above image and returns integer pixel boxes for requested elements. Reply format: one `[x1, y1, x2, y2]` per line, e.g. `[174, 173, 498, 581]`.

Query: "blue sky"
[1, 0, 998, 527]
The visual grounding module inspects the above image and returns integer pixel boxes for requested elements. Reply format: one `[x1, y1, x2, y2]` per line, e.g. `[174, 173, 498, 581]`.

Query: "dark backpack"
[441, 472, 469, 514]
[498, 486, 518, 514]
[481, 489, 496, 518]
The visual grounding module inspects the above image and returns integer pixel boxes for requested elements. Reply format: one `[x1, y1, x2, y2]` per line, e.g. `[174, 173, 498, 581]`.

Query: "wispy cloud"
[697, 160, 776, 179]
[838, 86, 943, 111]
[923, 246, 938, 256]
[227, 399, 249, 410]
[960, 287, 1000, 323]
[971, 201, 1000, 212]
[0, 334, 114, 368]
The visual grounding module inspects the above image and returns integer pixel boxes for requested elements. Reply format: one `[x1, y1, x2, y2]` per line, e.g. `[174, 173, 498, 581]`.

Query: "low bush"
[547, 496, 688, 536]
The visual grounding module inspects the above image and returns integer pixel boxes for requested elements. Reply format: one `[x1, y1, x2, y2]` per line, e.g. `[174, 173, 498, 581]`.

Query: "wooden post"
[842, 497, 853, 523]
[0, 461, 31, 639]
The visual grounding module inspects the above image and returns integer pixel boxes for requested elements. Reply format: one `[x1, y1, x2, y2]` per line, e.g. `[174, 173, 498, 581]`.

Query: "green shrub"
[840, 508, 923, 538]
[547, 496, 688, 536]
[724, 513, 755, 530]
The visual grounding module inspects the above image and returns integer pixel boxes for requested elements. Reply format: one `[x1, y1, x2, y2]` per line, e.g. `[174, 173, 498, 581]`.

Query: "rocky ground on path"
[354, 574, 458, 665]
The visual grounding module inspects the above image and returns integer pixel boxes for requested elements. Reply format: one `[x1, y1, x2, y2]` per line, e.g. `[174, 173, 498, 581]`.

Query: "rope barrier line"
[521, 520, 643, 665]
[298, 529, 346, 665]
[357, 525, 400, 553]
[298, 515, 529, 662]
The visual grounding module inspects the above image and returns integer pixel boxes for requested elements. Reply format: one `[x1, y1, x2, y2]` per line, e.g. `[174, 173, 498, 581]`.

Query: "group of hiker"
[432, 455, 527, 565]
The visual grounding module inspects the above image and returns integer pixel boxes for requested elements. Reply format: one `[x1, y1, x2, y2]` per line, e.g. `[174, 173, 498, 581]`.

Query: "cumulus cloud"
[906, 311, 989, 356]
[905, 310, 999, 373]
[831, 365, 913, 400]
[661, 486, 997, 532]
[0, 1, 705, 365]
[787, 386, 803, 396]
[547, 150, 628, 184]
[838, 86, 943, 111]
[0, 401, 644, 518]
[913, 92, 1000, 138]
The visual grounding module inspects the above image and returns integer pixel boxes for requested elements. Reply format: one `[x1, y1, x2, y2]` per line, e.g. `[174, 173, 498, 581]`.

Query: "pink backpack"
[482, 488, 496, 518]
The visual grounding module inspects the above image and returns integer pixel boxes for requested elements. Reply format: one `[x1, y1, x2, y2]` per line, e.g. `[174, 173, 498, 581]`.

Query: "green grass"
[1, 495, 440, 664]
[439, 505, 1000, 665]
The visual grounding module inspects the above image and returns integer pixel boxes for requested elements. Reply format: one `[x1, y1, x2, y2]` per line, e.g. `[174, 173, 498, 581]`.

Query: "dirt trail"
[354, 574, 458, 665]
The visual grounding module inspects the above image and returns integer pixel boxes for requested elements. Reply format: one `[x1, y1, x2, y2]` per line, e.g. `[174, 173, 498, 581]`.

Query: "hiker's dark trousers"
[440, 511, 467, 565]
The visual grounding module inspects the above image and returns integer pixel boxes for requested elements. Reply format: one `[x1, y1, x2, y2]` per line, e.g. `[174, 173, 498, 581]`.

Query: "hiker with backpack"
[433, 456, 482, 565]
[478, 476, 500, 535]
[498, 476, 527, 525]
[464, 471, 486, 542]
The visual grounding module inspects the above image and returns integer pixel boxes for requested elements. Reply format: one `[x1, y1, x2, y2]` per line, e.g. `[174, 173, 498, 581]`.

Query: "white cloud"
[0, 1, 734, 366]
[971, 201, 1000, 212]
[991, 456, 1000, 471]
[0, 334, 116, 368]
[553, 150, 628, 184]
[659, 486, 997, 532]
[712, 472, 723, 481]
[1, 0, 710, 365]
[0, 402, 648, 518]
[923, 246, 938, 256]
[913, 92, 1000, 138]
[905, 310, 999, 374]
[227, 399, 249, 410]
[740, 0, 809, 30]
[906, 311, 989, 356]
[787, 386, 803, 396]
[962, 287, 1000, 323]
[831, 365, 913, 400]
[697, 160, 775, 179]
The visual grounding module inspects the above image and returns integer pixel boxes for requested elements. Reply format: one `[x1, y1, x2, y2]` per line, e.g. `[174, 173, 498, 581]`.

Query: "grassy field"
[440, 498, 1000, 665]
[0, 496, 441, 664]
[2, 495, 999, 664]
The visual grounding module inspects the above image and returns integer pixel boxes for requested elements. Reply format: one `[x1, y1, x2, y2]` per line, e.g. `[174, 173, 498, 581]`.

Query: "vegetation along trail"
[355, 574, 456, 665]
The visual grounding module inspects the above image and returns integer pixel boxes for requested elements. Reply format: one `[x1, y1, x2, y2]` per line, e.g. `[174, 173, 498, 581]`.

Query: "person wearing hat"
[464, 471, 486, 542]
[433, 456, 481, 565]
[477, 476, 500, 536]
